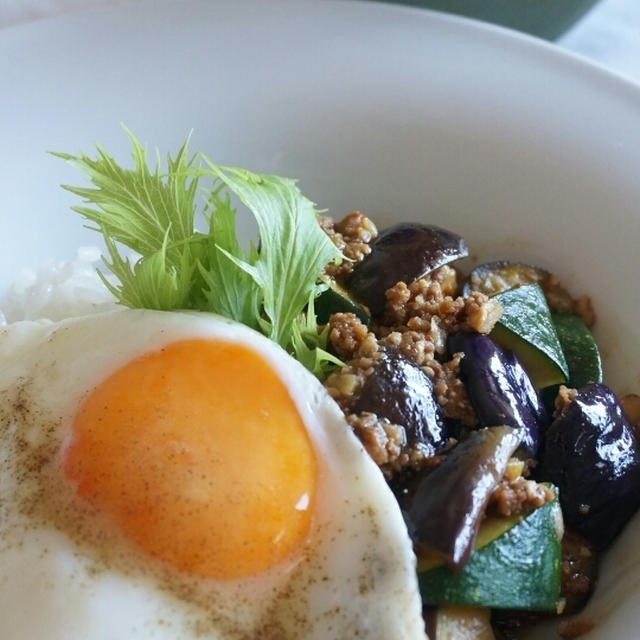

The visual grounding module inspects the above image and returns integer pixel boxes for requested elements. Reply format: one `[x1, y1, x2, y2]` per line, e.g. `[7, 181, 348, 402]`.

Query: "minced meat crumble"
[380, 275, 502, 337]
[315, 211, 628, 640]
[346, 412, 449, 475]
[319, 211, 378, 280]
[488, 475, 555, 518]
[322, 212, 500, 473]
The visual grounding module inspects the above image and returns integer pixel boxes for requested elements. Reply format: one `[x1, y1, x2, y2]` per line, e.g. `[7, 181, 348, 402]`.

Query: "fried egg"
[0, 309, 426, 640]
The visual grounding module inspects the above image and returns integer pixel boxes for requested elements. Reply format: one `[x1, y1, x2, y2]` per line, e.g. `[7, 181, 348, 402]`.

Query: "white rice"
[0, 246, 118, 325]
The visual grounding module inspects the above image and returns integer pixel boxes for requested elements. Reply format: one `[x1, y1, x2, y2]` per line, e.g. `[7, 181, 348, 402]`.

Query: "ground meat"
[327, 312, 374, 361]
[381, 329, 439, 366]
[465, 293, 503, 334]
[542, 274, 576, 315]
[430, 353, 478, 426]
[381, 275, 502, 337]
[555, 385, 578, 417]
[324, 313, 383, 410]
[347, 412, 406, 469]
[319, 212, 378, 280]
[557, 619, 595, 639]
[324, 359, 379, 410]
[347, 412, 444, 475]
[325, 288, 480, 459]
[334, 210, 378, 242]
[324, 317, 383, 411]
[560, 529, 597, 615]
[488, 475, 555, 518]
[493, 594, 595, 639]
[621, 393, 640, 436]
[382, 270, 454, 326]
[572, 295, 595, 329]
[491, 611, 546, 640]
[543, 274, 596, 329]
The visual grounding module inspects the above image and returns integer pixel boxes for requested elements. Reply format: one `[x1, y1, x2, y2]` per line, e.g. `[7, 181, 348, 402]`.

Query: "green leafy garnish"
[54, 129, 343, 378]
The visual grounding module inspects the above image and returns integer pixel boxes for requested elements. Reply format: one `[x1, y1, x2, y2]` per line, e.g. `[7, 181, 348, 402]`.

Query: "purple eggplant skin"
[447, 331, 549, 457]
[347, 222, 468, 316]
[537, 383, 640, 550]
[405, 426, 521, 569]
[351, 347, 447, 453]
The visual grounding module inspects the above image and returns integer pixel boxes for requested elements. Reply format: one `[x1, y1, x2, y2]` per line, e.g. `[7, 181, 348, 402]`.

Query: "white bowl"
[2, 1, 640, 637]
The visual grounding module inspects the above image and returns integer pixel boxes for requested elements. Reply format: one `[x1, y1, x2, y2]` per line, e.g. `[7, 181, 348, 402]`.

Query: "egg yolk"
[63, 338, 317, 580]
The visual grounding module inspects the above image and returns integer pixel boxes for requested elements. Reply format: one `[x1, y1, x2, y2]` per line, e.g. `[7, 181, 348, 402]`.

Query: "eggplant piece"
[464, 260, 576, 315]
[405, 426, 520, 569]
[537, 383, 640, 549]
[464, 261, 550, 297]
[447, 332, 549, 457]
[347, 222, 468, 316]
[351, 347, 446, 452]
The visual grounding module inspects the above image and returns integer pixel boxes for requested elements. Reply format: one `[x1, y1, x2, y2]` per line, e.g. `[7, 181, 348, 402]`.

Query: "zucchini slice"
[490, 284, 569, 389]
[418, 493, 563, 611]
[551, 313, 602, 388]
[314, 278, 370, 325]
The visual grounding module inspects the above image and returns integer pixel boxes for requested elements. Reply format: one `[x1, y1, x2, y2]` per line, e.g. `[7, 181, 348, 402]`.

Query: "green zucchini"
[490, 284, 569, 389]
[314, 279, 370, 325]
[551, 313, 602, 388]
[418, 493, 563, 611]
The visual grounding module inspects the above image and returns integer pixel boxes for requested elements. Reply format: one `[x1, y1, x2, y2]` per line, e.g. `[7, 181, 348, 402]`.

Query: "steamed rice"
[0, 247, 117, 325]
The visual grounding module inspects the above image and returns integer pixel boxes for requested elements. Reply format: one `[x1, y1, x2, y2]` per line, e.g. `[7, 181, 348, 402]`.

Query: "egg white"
[0, 309, 426, 640]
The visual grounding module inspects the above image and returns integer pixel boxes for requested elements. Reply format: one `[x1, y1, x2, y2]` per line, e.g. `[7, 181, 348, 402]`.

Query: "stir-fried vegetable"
[551, 313, 602, 388]
[490, 284, 569, 389]
[348, 222, 468, 316]
[404, 426, 520, 568]
[538, 383, 640, 550]
[351, 347, 447, 454]
[447, 332, 548, 457]
[57, 132, 639, 638]
[418, 492, 563, 611]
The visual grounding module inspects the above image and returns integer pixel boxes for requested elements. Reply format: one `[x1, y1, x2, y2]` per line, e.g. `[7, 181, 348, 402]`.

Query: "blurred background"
[1, 0, 639, 83]
[387, 0, 599, 39]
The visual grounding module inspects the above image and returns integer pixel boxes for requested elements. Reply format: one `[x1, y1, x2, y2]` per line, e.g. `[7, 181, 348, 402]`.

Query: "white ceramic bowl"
[2, 1, 640, 637]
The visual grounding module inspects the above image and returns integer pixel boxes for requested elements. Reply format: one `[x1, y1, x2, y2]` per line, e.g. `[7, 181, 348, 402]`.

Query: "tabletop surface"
[558, 0, 640, 84]
[1, 0, 639, 84]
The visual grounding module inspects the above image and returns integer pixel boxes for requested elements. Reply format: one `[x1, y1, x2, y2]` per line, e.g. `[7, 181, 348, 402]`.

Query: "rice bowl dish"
[3, 2, 640, 638]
